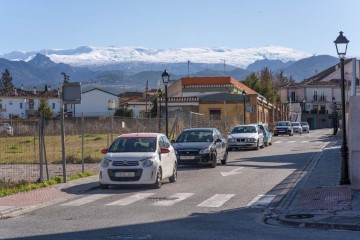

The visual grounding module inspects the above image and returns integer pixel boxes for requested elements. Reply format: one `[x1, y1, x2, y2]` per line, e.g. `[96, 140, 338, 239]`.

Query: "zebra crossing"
[60, 192, 275, 209]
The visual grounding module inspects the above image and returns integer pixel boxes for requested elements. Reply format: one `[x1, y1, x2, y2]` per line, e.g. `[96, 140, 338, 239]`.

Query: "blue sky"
[1, 0, 359, 57]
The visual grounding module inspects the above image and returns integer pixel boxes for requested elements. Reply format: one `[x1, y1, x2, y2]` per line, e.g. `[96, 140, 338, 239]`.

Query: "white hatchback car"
[99, 133, 177, 189]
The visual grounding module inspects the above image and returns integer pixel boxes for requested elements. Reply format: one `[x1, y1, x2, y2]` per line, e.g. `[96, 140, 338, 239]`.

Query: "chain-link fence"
[0, 112, 242, 183]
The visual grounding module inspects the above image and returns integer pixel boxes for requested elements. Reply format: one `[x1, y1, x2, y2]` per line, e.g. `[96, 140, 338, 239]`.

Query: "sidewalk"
[265, 129, 360, 231]
[0, 175, 99, 219]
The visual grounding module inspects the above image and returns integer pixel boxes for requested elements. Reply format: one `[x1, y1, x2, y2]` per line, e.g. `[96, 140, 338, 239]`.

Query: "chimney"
[33, 87, 37, 94]
[21, 84, 24, 90]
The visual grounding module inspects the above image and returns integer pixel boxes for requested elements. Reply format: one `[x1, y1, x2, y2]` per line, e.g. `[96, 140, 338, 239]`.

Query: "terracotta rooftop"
[0, 88, 59, 98]
[181, 77, 258, 95]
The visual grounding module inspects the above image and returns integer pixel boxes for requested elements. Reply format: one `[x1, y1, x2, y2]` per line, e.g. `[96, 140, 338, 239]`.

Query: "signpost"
[60, 73, 81, 182]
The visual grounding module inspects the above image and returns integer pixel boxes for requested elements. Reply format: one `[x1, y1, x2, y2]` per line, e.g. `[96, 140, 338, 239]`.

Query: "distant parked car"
[0, 123, 14, 135]
[273, 121, 293, 136]
[291, 122, 303, 134]
[99, 133, 177, 189]
[258, 123, 272, 146]
[172, 128, 228, 167]
[300, 122, 310, 133]
[227, 124, 264, 150]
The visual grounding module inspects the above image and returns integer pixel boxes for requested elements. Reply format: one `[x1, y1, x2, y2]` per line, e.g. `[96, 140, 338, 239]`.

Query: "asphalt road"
[0, 129, 359, 240]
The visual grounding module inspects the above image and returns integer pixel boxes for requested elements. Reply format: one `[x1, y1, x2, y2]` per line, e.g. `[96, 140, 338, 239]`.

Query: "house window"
[209, 109, 221, 120]
[9, 101, 13, 105]
[0, 99, 2, 109]
[29, 99, 34, 110]
[313, 91, 318, 101]
[290, 92, 296, 102]
[20, 102, 23, 109]
[52, 103, 56, 109]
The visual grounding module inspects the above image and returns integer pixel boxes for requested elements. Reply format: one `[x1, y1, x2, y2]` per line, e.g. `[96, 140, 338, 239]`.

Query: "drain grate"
[106, 234, 152, 239]
[146, 197, 178, 201]
[285, 214, 314, 219]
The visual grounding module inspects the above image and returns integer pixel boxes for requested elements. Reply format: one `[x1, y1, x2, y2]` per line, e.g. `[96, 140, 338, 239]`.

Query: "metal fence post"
[81, 113, 84, 173]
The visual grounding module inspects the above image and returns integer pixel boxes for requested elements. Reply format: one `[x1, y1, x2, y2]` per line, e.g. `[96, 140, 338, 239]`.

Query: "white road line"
[288, 141, 296, 143]
[197, 194, 235, 208]
[107, 193, 156, 206]
[61, 194, 113, 206]
[246, 194, 276, 208]
[301, 141, 309, 143]
[152, 193, 194, 207]
[274, 141, 282, 143]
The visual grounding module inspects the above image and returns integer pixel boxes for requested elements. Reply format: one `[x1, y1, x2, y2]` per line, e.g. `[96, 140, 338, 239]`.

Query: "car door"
[159, 136, 174, 178]
[257, 126, 264, 146]
[215, 129, 226, 158]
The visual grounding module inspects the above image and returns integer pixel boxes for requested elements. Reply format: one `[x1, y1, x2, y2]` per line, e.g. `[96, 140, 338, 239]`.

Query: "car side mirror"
[215, 138, 222, 143]
[101, 149, 108, 154]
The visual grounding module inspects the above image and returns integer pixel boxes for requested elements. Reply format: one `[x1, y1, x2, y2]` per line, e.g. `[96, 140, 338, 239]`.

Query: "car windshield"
[108, 137, 157, 152]
[301, 122, 308, 126]
[276, 122, 290, 126]
[176, 130, 213, 143]
[231, 126, 257, 133]
[291, 122, 300, 126]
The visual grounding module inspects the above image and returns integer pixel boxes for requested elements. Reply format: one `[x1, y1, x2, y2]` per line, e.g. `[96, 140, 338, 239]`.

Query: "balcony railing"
[313, 96, 326, 101]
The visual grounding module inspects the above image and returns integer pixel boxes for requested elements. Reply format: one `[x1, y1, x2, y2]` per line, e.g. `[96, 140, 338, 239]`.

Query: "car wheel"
[153, 168, 162, 189]
[221, 151, 228, 165]
[254, 140, 260, 150]
[169, 163, 177, 183]
[100, 183, 109, 189]
[264, 141, 268, 147]
[227, 147, 233, 151]
[210, 152, 217, 168]
[274, 134, 278, 137]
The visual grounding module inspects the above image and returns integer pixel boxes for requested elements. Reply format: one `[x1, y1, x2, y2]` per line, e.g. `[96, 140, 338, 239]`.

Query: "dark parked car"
[273, 121, 293, 136]
[172, 128, 228, 168]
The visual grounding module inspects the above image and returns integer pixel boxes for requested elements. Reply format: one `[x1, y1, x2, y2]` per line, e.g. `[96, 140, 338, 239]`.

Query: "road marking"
[288, 141, 296, 143]
[107, 193, 156, 206]
[152, 193, 194, 206]
[246, 194, 276, 208]
[61, 194, 113, 206]
[220, 167, 243, 177]
[197, 194, 235, 208]
[274, 141, 283, 143]
[301, 141, 309, 143]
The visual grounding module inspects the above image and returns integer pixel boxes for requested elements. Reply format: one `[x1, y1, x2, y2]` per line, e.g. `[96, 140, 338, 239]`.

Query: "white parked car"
[227, 124, 264, 150]
[99, 133, 177, 189]
[0, 123, 14, 135]
[291, 122, 303, 134]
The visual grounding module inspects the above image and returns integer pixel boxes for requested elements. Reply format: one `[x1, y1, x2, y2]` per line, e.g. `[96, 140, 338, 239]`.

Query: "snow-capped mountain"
[1, 45, 311, 68]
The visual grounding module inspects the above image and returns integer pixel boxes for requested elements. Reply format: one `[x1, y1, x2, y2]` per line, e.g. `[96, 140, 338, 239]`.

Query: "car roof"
[183, 128, 217, 131]
[118, 133, 159, 138]
[234, 124, 258, 127]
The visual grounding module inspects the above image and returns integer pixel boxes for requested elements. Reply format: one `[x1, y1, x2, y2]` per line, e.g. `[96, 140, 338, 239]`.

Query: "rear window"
[231, 126, 257, 133]
[276, 122, 290, 126]
[108, 137, 157, 152]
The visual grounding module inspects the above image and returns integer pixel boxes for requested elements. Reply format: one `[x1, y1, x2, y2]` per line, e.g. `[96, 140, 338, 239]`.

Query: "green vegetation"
[0, 172, 93, 197]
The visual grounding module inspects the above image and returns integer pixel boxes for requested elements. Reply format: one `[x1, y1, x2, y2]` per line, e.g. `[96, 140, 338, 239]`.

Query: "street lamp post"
[334, 31, 350, 185]
[332, 97, 338, 135]
[161, 70, 170, 138]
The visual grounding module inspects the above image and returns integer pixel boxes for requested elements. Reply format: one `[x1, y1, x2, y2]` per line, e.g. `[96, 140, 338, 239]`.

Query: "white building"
[74, 88, 119, 117]
[0, 87, 60, 119]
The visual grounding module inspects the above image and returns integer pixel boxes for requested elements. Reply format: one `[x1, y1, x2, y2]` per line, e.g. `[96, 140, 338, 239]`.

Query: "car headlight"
[246, 138, 256, 142]
[228, 138, 236, 142]
[141, 157, 154, 167]
[199, 148, 210, 154]
[101, 158, 111, 168]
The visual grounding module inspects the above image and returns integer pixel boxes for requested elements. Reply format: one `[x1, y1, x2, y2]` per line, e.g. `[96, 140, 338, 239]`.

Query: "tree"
[0, 69, 14, 91]
[150, 89, 163, 118]
[114, 107, 134, 118]
[35, 100, 54, 119]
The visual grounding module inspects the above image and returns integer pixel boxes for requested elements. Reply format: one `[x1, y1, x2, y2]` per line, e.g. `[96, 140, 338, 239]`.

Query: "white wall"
[75, 89, 119, 116]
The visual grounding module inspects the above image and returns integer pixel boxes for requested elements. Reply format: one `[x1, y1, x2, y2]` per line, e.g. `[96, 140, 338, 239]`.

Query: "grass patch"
[0, 172, 93, 197]
[93, 136, 103, 141]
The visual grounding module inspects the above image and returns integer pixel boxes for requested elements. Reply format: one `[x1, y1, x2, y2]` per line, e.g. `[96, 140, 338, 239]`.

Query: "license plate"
[115, 172, 135, 177]
[180, 156, 195, 160]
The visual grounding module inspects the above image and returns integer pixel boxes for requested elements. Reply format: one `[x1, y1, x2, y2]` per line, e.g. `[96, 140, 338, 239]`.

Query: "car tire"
[221, 151, 228, 165]
[169, 163, 177, 183]
[264, 141, 268, 147]
[227, 147, 233, 151]
[254, 140, 260, 150]
[210, 152, 217, 168]
[274, 134, 278, 137]
[153, 168, 162, 189]
[100, 183, 109, 189]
